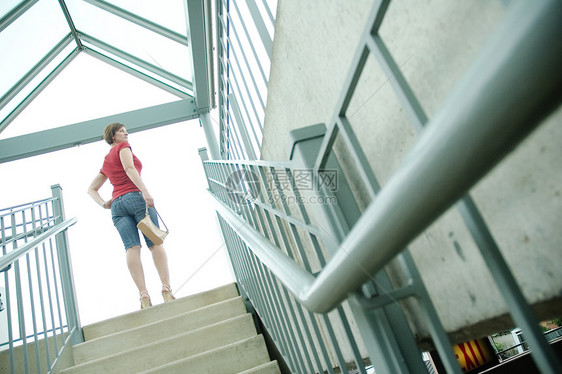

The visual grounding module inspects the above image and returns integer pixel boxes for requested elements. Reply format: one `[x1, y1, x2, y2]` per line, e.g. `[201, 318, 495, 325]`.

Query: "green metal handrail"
[208, 0, 562, 373]
[0, 218, 76, 273]
[1, 186, 82, 374]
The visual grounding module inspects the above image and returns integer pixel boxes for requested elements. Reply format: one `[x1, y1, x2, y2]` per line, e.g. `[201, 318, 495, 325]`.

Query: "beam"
[83, 0, 189, 46]
[199, 112, 219, 159]
[80, 33, 193, 92]
[0, 0, 39, 33]
[0, 99, 198, 164]
[0, 33, 74, 115]
[185, 0, 214, 112]
[0, 48, 80, 134]
[82, 47, 191, 99]
[58, 0, 83, 49]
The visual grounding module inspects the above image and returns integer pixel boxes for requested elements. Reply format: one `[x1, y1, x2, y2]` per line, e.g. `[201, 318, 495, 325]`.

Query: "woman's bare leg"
[149, 244, 172, 292]
[126, 245, 148, 295]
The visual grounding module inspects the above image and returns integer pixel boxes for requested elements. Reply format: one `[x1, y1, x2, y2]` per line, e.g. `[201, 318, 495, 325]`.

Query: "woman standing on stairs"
[88, 122, 175, 310]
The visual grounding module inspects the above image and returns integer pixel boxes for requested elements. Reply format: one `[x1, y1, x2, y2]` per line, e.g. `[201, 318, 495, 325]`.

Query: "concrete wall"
[263, 0, 562, 344]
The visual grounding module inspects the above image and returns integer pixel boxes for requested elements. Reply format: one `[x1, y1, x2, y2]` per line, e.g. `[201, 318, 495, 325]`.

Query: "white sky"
[0, 52, 235, 326]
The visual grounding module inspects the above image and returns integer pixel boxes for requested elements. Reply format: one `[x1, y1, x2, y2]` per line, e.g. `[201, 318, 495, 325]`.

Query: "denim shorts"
[111, 191, 160, 250]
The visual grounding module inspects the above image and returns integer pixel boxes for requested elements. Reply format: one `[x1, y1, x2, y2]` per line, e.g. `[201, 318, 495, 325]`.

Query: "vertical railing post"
[198, 147, 209, 164]
[287, 125, 430, 373]
[50, 184, 83, 345]
[199, 112, 220, 160]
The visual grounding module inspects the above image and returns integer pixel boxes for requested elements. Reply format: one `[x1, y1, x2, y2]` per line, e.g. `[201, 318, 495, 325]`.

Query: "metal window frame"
[0, 99, 198, 164]
[1, 0, 198, 139]
[80, 32, 193, 93]
[0, 33, 74, 119]
[83, 0, 189, 46]
[58, 0, 83, 49]
[0, 0, 39, 33]
[0, 46, 80, 134]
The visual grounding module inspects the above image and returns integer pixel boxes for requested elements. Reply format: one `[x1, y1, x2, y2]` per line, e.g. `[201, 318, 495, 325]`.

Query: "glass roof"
[101, 0, 188, 36]
[0, 0, 193, 136]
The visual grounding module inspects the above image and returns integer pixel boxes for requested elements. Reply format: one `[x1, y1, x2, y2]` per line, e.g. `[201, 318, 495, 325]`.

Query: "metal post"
[50, 184, 83, 345]
[198, 147, 209, 163]
[199, 112, 220, 160]
[289, 124, 432, 373]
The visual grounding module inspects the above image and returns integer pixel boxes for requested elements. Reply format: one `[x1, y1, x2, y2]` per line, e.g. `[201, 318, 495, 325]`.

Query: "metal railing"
[200, 157, 374, 373]
[0, 185, 80, 374]
[491, 327, 562, 362]
[201, 152, 459, 373]
[216, 0, 278, 160]
[205, 0, 562, 373]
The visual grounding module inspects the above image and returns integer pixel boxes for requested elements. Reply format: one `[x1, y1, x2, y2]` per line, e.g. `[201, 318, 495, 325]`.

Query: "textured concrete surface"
[62, 314, 258, 374]
[263, 0, 562, 344]
[37, 283, 280, 374]
[73, 296, 247, 363]
[139, 335, 272, 374]
[83, 282, 239, 340]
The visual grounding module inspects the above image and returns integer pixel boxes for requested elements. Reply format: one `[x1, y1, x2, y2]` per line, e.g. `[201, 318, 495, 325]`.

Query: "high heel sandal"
[140, 291, 152, 310]
[161, 285, 175, 302]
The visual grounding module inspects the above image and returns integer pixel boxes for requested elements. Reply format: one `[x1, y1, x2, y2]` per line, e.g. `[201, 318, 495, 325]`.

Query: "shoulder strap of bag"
[145, 206, 169, 233]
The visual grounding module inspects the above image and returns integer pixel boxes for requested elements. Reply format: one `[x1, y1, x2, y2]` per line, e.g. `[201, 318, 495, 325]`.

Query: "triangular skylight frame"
[0, 0, 198, 136]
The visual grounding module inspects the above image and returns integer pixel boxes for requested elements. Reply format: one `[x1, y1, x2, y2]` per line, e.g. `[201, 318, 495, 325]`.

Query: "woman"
[88, 122, 175, 309]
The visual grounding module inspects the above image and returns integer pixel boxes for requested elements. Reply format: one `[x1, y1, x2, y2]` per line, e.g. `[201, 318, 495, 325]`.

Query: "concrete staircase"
[60, 283, 280, 374]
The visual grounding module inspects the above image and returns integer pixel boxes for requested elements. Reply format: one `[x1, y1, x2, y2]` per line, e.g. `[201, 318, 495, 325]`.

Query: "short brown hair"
[103, 122, 125, 145]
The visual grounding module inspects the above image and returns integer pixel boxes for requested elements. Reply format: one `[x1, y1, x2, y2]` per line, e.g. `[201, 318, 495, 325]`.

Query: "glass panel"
[0, 0, 69, 98]
[105, 0, 187, 36]
[0, 43, 76, 137]
[66, 0, 191, 81]
[82, 40, 193, 97]
[1, 52, 180, 139]
[0, 0, 23, 19]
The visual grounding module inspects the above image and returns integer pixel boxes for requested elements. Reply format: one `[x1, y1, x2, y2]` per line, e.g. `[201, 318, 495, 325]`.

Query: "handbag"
[137, 206, 169, 245]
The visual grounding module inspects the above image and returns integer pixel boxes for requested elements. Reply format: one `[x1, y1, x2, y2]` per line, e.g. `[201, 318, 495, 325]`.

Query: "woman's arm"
[88, 173, 112, 209]
[119, 147, 154, 207]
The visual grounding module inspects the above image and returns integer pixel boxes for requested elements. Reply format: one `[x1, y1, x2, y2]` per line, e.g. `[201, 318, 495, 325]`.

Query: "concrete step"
[238, 360, 282, 374]
[83, 282, 239, 340]
[139, 335, 272, 374]
[73, 296, 247, 364]
[60, 313, 257, 374]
